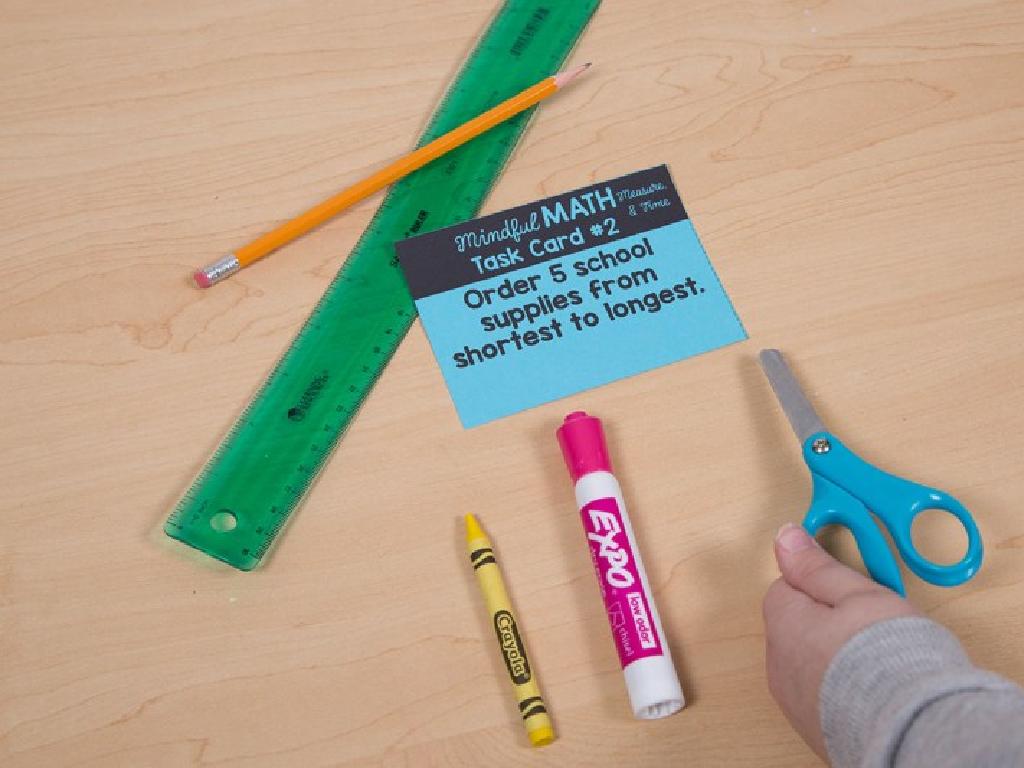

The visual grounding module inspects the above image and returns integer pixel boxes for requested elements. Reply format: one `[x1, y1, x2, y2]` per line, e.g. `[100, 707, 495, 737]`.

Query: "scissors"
[758, 349, 983, 595]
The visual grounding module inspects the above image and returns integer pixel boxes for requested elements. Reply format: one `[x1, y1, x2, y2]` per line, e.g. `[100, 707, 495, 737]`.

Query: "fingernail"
[775, 523, 814, 553]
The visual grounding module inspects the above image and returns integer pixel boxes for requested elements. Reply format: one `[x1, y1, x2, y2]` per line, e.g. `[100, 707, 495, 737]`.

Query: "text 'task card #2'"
[397, 165, 746, 427]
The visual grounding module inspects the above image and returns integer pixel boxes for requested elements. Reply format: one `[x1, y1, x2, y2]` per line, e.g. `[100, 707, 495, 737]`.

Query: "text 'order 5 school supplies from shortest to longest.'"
[759, 349, 983, 596]
[398, 164, 747, 428]
[164, 0, 601, 570]
[192, 63, 592, 288]
[465, 514, 554, 747]
[557, 411, 685, 720]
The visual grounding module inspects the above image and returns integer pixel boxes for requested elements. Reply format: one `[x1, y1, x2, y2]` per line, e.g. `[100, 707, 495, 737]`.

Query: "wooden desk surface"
[3, 1, 1023, 765]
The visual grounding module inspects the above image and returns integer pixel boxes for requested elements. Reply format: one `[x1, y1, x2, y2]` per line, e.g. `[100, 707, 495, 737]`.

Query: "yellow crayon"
[465, 514, 554, 747]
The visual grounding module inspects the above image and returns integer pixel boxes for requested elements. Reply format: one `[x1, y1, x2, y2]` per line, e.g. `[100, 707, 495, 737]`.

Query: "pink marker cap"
[556, 411, 612, 483]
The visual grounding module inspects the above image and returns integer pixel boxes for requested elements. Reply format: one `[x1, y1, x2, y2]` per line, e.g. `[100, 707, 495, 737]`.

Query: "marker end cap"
[556, 411, 611, 483]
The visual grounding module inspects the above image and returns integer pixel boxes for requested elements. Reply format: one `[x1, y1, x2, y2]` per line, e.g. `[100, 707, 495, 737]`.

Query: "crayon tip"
[464, 513, 486, 544]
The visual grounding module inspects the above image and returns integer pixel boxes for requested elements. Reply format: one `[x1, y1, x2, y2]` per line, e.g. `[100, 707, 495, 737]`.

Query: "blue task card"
[397, 165, 746, 427]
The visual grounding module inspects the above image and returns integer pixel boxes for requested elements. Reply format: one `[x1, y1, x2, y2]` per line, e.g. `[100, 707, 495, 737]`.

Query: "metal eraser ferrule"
[195, 254, 241, 287]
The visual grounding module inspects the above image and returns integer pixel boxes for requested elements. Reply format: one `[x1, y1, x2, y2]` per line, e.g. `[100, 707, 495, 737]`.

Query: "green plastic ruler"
[165, 1, 600, 569]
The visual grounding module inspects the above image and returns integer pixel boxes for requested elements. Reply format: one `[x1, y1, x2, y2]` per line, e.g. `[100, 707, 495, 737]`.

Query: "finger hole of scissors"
[910, 508, 970, 566]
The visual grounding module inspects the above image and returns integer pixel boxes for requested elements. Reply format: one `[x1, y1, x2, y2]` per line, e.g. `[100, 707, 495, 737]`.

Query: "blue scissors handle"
[804, 473, 906, 594]
[802, 432, 983, 595]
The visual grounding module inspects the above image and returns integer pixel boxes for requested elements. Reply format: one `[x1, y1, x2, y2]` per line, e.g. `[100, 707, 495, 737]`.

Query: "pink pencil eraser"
[192, 269, 212, 289]
[556, 411, 612, 483]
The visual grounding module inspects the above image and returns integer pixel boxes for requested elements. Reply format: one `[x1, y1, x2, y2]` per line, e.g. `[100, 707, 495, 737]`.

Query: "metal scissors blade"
[758, 349, 826, 443]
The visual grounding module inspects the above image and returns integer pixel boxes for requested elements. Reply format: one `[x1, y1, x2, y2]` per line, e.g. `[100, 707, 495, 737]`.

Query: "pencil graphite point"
[553, 62, 592, 89]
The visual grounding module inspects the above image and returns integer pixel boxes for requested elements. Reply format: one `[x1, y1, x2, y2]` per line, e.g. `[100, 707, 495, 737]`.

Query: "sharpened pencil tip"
[553, 62, 592, 89]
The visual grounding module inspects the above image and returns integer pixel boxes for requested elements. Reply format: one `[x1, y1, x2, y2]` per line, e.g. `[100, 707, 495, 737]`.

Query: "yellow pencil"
[465, 514, 554, 747]
[193, 63, 591, 288]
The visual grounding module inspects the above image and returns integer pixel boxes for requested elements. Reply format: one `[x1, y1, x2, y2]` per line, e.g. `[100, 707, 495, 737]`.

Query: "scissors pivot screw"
[811, 438, 831, 454]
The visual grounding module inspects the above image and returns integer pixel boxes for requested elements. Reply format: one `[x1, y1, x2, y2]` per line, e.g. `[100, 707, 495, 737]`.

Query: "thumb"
[774, 523, 881, 606]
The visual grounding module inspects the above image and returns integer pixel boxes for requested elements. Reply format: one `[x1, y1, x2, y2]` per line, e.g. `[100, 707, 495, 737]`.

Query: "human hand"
[763, 523, 918, 760]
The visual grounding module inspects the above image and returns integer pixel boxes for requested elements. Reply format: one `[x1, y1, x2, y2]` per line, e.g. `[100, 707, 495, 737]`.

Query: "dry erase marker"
[465, 514, 555, 747]
[556, 411, 685, 719]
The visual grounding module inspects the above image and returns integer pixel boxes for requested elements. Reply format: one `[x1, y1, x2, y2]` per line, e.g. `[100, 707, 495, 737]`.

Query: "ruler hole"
[210, 510, 238, 533]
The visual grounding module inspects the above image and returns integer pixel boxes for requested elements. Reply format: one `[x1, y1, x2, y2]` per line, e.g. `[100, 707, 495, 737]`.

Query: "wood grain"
[2, 0, 1023, 765]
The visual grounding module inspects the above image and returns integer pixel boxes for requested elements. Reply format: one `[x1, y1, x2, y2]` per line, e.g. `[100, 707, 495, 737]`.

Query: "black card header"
[398, 165, 687, 299]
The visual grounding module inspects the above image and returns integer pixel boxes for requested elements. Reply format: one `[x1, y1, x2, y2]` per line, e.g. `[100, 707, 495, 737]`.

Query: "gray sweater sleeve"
[820, 616, 1024, 768]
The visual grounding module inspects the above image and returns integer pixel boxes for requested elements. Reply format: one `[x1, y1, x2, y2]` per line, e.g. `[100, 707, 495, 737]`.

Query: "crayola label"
[581, 496, 663, 666]
[493, 609, 532, 684]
